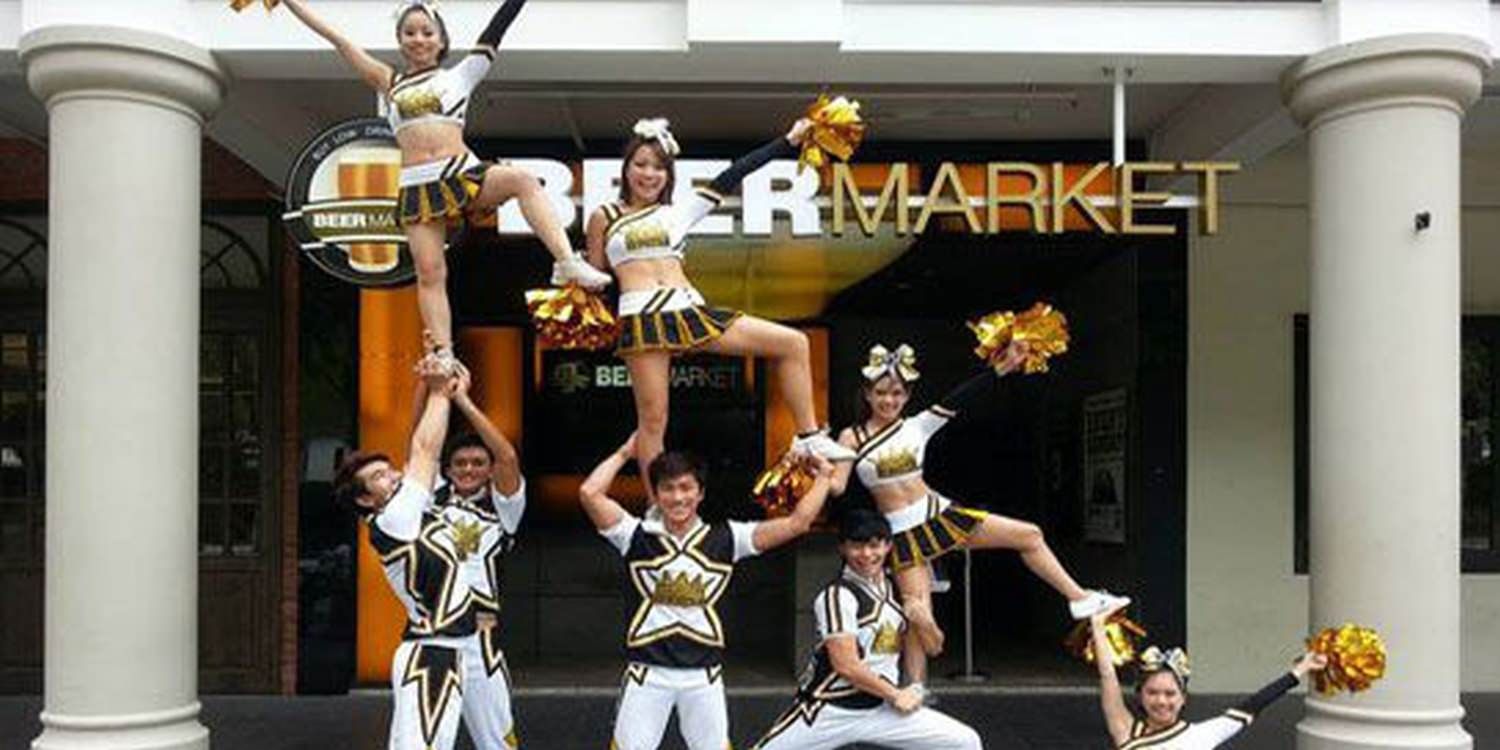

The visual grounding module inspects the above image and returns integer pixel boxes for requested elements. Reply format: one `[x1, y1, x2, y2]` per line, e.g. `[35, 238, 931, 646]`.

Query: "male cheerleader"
[430, 365, 527, 748]
[333, 360, 493, 750]
[579, 433, 834, 750]
[751, 509, 983, 750]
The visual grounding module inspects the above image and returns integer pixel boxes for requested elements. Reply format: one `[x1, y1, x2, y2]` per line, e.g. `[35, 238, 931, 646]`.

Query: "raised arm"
[280, 0, 394, 92]
[577, 433, 635, 531]
[1091, 608, 1134, 746]
[451, 367, 521, 496]
[751, 454, 834, 552]
[403, 361, 454, 493]
[706, 118, 809, 197]
[474, 0, 528, 50]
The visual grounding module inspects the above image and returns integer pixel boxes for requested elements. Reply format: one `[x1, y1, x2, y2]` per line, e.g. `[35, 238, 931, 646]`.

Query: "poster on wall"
[1083, 388, 1129, 544]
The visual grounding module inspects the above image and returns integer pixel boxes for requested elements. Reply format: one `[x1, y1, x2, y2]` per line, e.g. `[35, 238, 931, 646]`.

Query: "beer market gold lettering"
[1118, 162, 1176, 236]
[988, 162, 1046, 234]
[830, 161, 1236, 237]
[1179, 161, 1240, 235]
[1051, 162, 1115, 234]
[832, 163, 910, 236]
[914, 162, 983, 235]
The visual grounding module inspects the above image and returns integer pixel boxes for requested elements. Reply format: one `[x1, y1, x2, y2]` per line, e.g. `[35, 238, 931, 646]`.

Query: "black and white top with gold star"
[369, 480, 505, 641]
[431, 479, 526, 618]
[599, 510, 761, 668]
[795, 566, 907, 710]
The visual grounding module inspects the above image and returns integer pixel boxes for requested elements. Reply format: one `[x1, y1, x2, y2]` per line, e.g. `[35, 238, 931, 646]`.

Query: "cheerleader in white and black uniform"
[829, 342, 1128, 685]
[332, 362, 511, 750]
[578, 434, 835, 750]
[583, 117, 856, 494]
[752, 509, 982, 750]
[278, 0, 610, 371]
[1091, 604, 1329, 749]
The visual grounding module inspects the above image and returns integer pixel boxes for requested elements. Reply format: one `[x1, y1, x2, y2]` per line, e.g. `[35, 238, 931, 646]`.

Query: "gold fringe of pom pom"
[968, 302, 1070, 375]
[524, 285, 620, 351]
[230, 0, 279, 11]
[752, 455, 817, 518]
[1307, 624, 1387, 695]
[800, 95, 866, 174]
[1063, 611, 1148, 667]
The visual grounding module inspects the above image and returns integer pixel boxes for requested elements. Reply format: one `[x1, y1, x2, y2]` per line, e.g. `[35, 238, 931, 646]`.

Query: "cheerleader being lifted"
[276, 0, 611, 371]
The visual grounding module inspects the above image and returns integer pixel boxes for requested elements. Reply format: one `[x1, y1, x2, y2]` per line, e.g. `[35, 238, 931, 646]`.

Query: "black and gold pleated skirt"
[616, 305, 742, 356]
[398, 162, 489, 228]
[889, 504, 989, 571]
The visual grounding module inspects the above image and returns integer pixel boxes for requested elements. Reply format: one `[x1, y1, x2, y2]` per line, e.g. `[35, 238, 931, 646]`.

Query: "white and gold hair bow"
[633, 118, 681, 157]
[1138, 646, 1191, 683]
[862, 344, 920, 383]
[392, 0, 441, 21]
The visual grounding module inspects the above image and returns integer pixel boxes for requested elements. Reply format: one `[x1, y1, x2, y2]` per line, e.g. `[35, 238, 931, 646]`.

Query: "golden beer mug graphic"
[336, 148, 402, 273]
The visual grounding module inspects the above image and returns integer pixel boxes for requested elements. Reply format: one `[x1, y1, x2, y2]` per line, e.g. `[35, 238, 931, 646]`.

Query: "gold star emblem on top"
[625, 524, 734, 648]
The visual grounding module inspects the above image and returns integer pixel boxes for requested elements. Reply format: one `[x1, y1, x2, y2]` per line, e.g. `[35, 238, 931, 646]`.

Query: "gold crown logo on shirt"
[873, 448, 918, 478]
[652, 571, 710, 607]
[449, 518, 482, 562]
[872, 622, 902, 654]
[393, 87, 443, 119]
[623, 221, 671, 252]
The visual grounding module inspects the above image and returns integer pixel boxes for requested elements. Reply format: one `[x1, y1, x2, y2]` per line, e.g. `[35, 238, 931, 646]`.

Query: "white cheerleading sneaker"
[1069, 589, 1131, 620]
[791, 431, 858, 462]
[551, 253, 612, 290]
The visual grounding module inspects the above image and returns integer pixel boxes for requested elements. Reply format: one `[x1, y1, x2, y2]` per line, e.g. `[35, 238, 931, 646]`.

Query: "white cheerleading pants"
[753, 702, 982, 750]
[388, 638, 467, 750]
[460, 624, 518, 749]
[611, 663, 730, 750]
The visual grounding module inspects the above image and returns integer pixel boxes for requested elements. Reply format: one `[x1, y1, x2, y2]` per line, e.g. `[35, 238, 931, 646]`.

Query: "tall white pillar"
[1284, 34, 1489, 750]
[19, 24, 223, 750]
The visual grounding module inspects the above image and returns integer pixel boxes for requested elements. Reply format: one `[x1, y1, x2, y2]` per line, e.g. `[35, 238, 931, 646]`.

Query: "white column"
[19, 24, 223, 750]
[1283, 34, 1489, 750]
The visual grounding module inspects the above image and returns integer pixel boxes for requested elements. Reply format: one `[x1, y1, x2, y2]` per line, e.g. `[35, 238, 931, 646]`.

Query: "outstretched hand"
[785, 118, 814, 147]
[1293, 651, 1329, 678]
[995, 339, 1032, 376]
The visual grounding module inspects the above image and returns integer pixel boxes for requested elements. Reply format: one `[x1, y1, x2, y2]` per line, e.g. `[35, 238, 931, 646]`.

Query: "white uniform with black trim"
[599, 509, 760, 750]
[430, 479, 527, 749]
[369, 479, 503, 750]
[1116, 672, 1300, 749]
[752, 567, 981, 750]
[603, 187, 723, 318]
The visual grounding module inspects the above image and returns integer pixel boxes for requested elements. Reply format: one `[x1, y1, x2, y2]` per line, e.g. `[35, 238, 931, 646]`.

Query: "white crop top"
[852, 405, 956, 488]
[600, 187, 724, 269]
[381, 49, 495, 133]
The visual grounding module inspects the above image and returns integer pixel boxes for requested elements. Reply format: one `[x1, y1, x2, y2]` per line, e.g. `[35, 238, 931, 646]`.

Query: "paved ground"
[3, 691, 1498, 749]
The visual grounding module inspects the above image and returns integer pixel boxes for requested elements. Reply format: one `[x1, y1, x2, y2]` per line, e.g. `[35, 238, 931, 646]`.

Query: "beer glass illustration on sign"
[336, 147, 402, 273]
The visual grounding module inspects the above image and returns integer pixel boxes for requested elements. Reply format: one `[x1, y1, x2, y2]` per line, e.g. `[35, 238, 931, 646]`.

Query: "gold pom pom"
[1307, 624, 1387, 695]
[800, 95, 867, 174]
[524, 285, 620, 351]
[1063, 611, 1148, 667]
[752, 455, 817, 517]
[230, 0, 279, 11]
[968, 302, 1070, 375]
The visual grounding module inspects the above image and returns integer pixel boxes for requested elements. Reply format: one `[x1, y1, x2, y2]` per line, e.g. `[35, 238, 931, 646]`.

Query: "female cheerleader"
[583, 117, 857, 485]
[280, 0, 611, 370]
[828, 342, 1128, 684]
[1091, 603, 1328, 748]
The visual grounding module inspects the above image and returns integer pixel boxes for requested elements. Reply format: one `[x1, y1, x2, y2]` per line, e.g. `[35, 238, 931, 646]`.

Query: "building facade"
[0, 1, 1497, 749]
